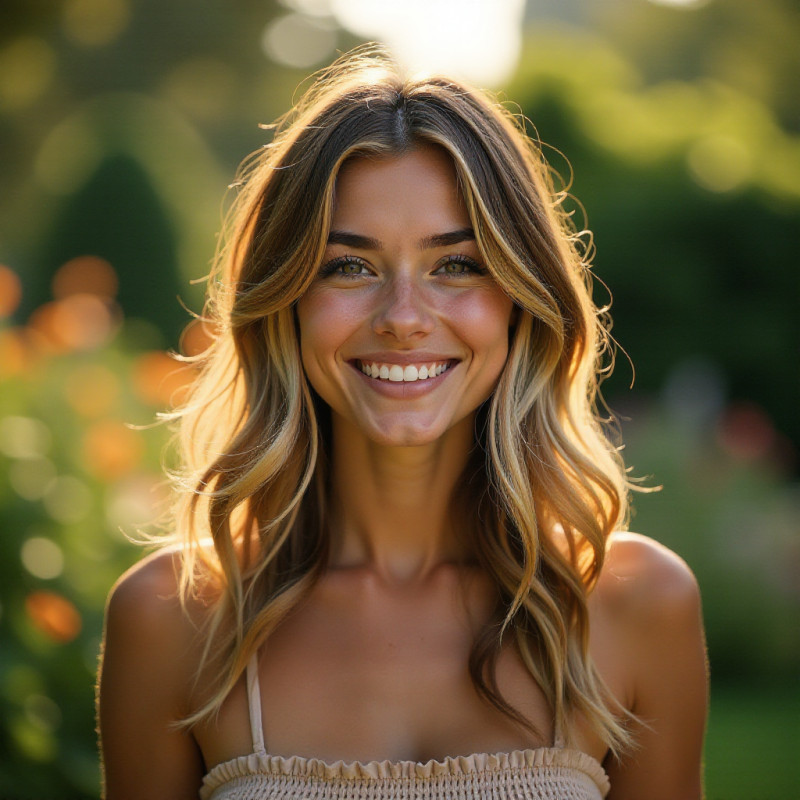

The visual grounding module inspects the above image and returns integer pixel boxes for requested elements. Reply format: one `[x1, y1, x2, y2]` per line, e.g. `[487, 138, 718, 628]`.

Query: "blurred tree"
[37, 154, 183, 344]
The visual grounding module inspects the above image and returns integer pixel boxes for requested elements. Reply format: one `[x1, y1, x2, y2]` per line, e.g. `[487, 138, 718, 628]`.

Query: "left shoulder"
[597, 531, 701, 628]
[593, 533, 708, 799]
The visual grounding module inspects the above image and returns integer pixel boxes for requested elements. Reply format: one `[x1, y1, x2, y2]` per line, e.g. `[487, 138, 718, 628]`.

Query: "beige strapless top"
[199, 656, 610, 800]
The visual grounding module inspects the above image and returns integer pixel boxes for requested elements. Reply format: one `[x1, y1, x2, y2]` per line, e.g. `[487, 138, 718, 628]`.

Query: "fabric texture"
[199, 656, 610, 800]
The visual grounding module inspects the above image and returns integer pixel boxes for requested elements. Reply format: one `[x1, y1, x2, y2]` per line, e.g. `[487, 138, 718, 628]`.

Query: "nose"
[371, 273, 435, 341]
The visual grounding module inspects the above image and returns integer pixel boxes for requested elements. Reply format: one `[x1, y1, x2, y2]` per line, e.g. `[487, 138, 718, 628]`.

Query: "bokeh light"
[42, 476, 92, 525]
[21, 537, 65, 581]
[52, 256, 118, 301]
[0, 265, 23, 318]
[106, 473, 170, 529]
[161, 58, 238, 122]
[327, 0, 525, 85]
[181, 318, 215, 357]
[132, 350, 195, 406]
[28, 295, 120, 353]
[0, 329, 31, 377]
[0, 416, 52, 460]
[688, 134, 752, 193]
[81, 420, 144, 480]
[8, 458, 57, 501]
[25, 591, 82, 643]
[61, 0, 131, 48]
[717, 403, 778, 462]
[0, 37, 55, 111]
[64, 363, 121, 418]
[261, 13, 338, 69]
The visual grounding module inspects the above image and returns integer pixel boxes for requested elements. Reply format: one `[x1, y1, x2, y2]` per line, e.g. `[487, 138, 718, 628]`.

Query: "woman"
[98, 48, 708, 799]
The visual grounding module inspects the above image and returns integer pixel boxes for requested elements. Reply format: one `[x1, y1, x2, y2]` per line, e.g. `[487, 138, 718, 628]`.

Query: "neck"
[326, 412, 477, 584]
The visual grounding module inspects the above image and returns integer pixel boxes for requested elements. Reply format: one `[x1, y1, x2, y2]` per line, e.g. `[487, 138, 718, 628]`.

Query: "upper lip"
[350, 353, 460, 366]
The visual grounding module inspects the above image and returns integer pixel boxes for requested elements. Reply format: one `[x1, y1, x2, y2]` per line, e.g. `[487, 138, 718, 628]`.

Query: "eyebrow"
[327, 227, 475, 251]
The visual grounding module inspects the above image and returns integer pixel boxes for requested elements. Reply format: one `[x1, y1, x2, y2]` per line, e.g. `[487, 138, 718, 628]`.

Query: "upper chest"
[195, 565, 629, 770]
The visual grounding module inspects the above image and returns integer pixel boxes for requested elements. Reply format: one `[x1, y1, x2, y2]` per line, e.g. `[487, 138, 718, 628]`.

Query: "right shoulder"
[103, 549, 208, 711]
[99, 549, 216, 798]
[107, 548, 191, 633]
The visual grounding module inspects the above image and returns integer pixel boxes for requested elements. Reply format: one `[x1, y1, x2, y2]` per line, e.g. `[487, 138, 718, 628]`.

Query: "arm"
[603, 534, 709, 800]
[98, 551, 206, 800]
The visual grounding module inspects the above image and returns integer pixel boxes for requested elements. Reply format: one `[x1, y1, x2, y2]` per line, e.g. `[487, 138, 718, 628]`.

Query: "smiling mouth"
[355, 359, 455, 383]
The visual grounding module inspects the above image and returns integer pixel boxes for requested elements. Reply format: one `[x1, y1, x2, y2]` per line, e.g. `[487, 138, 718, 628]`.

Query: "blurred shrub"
[0, 261, 186, 798]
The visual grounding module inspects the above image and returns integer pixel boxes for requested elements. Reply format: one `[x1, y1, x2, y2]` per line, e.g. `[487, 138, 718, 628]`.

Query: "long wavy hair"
[169, 46, 635, 753]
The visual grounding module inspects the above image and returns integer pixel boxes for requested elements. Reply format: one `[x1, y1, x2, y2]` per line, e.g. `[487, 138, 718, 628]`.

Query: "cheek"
[296, 290, 367, 369]
[451, 290, 515, 359]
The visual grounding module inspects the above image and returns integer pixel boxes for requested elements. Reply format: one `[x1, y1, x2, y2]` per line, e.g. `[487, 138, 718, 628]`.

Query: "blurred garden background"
[0, 0, 798, 797]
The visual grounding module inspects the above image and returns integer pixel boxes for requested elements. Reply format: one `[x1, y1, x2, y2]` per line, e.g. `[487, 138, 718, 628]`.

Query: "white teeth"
[358, 360, 451, 382]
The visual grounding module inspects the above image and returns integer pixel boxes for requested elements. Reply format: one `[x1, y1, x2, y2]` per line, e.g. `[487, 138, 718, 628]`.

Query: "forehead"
[331, 145, 469, 231]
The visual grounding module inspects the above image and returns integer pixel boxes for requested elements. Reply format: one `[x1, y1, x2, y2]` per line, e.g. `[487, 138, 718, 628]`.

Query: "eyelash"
[318, 254, 487, 279]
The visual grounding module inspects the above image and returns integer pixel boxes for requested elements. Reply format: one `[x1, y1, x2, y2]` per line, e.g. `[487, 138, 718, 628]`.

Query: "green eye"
[435, 255, 486, 276]
[318, 256, 369, 278]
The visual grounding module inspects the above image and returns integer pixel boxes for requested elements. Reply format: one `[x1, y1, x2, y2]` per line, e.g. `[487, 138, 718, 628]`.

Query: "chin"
[367, 424, 444, 448]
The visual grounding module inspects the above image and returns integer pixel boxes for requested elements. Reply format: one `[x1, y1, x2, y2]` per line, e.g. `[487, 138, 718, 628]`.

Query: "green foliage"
[0, 318, 176, 797]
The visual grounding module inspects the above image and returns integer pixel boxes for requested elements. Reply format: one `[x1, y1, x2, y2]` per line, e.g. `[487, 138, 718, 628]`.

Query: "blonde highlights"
[169, 46, 634, 753]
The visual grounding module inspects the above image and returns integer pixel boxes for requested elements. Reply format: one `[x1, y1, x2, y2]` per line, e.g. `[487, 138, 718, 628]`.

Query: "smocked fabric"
[199, 747, 610, 799]
[199, 655, 610, 799]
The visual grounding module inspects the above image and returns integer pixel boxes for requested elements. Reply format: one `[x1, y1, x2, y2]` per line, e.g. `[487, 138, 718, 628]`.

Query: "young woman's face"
[296, 145, 515, 447]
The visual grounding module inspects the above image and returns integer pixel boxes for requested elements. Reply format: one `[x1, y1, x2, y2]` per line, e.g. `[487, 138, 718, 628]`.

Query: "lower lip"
[349, 362, 457, 397]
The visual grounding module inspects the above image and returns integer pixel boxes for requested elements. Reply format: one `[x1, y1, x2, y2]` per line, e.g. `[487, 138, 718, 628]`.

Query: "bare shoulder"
[105, 548, 201, 655]
[101, 546, 215, 723]
[99, 549, 209, 799]
[596, 531, 701, 628]
[593, 533, 708, 799]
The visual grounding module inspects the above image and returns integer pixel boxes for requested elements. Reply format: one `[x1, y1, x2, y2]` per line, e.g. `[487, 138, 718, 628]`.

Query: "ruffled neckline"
[200, 746, 610, 798]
